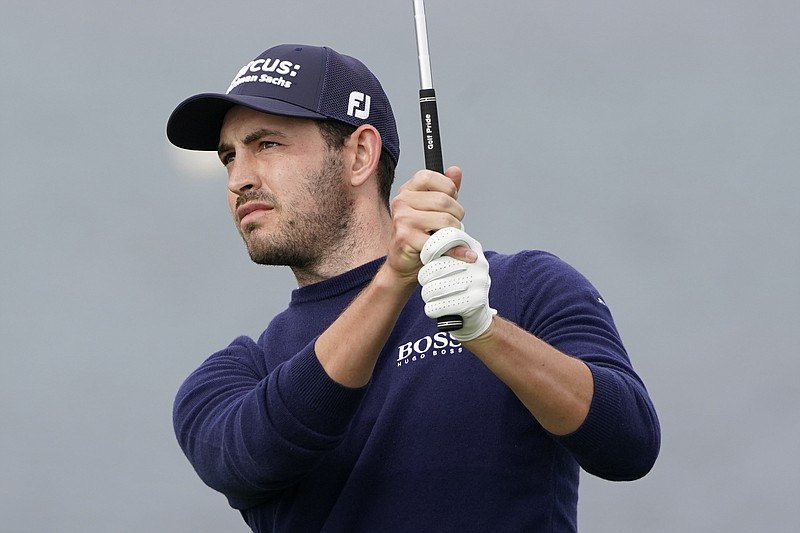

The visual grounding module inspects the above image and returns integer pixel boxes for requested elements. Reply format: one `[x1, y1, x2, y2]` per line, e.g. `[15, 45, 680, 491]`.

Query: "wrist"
[450, 307, 497, 343]
[459, 314, 499, 345]
[375, 261, 419, 298]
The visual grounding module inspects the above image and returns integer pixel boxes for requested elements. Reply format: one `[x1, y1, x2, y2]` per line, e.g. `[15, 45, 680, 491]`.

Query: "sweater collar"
[289, 257, 386, 305]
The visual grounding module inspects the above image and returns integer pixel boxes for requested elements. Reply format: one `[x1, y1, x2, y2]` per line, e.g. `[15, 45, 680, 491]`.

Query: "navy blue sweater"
[173, 251, 660, 532]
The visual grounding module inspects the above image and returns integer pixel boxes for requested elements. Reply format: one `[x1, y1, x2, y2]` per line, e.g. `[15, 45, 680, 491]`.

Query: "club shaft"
[413, 0, 434, 90]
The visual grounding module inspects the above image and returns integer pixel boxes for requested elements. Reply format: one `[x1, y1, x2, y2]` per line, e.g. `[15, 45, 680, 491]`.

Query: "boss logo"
[397, 332, 462, 367]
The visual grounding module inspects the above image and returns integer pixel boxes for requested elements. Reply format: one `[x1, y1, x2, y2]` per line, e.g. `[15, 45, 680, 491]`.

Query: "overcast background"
[2, 0, 798, 531]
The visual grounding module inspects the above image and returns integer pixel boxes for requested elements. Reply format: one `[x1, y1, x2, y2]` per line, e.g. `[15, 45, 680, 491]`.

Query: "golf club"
[413, 0, 463, 332]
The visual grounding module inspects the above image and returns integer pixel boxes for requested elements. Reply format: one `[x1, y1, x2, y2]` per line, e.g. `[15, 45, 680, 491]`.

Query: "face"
[218, 106, 354, 269]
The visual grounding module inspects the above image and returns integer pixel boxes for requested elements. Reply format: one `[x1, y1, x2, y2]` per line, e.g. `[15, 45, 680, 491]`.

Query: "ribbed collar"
[289, 257, 386, 305]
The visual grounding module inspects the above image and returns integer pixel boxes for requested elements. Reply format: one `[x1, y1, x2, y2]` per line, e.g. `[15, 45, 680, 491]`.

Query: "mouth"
[237, 201, 274, 227]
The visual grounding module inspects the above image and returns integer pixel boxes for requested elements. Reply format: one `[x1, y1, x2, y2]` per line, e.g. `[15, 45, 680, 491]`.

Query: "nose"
[226, 153, 261, 196]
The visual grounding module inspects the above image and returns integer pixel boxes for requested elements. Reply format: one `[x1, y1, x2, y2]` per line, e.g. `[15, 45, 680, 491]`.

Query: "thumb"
[444, 166, 462, 195]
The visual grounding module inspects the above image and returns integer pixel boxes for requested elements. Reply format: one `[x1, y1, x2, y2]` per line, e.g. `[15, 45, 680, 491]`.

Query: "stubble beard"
[236, 152, 354, 271]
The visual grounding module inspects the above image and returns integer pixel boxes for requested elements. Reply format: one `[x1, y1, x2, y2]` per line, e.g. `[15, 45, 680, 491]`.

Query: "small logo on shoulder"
[347, 91, 371, 119]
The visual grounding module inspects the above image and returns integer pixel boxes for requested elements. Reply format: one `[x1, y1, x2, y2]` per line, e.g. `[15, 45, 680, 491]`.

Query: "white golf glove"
[418, 227, 496, 342]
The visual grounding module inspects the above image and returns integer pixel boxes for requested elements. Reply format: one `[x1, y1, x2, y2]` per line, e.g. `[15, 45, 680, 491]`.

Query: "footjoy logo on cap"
[347, 91, 371, 119]
[226, 57, 302, 94]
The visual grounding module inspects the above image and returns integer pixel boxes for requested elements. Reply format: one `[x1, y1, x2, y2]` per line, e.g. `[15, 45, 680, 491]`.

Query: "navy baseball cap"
[167, 44, 400, 164]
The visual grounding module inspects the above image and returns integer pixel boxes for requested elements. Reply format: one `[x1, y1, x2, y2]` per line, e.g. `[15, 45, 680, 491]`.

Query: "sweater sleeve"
[509, 252, 661, 481]
[172, 335, 367, 507]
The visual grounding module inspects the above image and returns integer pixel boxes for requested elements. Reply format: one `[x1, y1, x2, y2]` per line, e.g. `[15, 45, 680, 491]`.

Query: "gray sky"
[2, 1, 798, 531]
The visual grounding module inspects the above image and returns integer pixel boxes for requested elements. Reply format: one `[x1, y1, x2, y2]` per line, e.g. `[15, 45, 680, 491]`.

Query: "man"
[167, 44, 660, 532]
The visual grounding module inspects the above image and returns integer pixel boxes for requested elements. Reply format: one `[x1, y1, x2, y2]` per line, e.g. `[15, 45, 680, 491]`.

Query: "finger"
[403, 169, 460, 197]
[393, 209, 464, 251]
[400, 190, 465, 221]
[444, 166, 462, 194]
[391, 209, 458, 255]
[391, 188, 465, 238]
[420, 226, 481, 265]
[445, 245, 478, 263]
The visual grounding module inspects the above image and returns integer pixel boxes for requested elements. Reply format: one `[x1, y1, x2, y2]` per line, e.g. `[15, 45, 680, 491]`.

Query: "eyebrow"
[217, 128, 286, 158]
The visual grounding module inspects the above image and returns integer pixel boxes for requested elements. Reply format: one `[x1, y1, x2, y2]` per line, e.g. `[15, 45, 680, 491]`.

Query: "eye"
[259, 140, 279, 151]
[220, 152, 235, 166]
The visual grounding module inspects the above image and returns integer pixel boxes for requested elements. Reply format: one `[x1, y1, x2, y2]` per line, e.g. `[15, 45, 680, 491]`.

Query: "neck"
[290, 204, 392, 287]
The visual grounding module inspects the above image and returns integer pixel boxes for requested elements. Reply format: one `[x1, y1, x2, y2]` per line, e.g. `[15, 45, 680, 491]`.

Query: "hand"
[386, 166, 466, 283]
[418, 227, 496, 341]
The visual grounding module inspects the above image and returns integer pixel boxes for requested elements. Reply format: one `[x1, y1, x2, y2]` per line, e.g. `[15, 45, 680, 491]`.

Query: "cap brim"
[166, 93, 328, 151]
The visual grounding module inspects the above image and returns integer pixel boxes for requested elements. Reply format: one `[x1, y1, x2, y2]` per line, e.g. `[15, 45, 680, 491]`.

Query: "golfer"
[167, 43, 660, 532]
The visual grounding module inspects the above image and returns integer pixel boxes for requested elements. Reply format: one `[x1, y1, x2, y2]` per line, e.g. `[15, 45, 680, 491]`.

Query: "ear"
[346, 124, 382, 188]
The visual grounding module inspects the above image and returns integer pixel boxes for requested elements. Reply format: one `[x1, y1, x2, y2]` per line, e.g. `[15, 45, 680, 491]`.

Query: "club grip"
[419, 88, 444, 174]
[419, 88, 463, 333]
